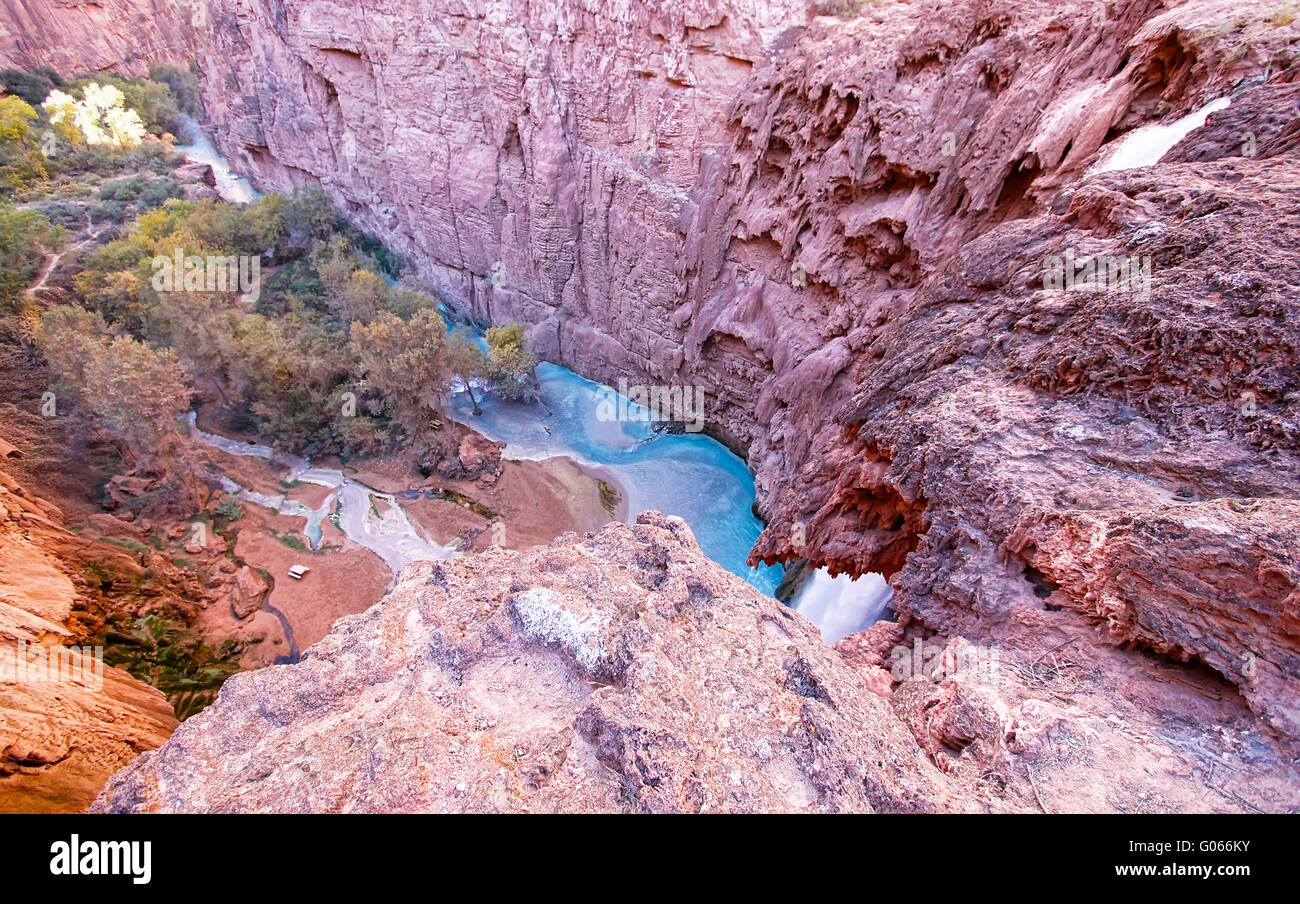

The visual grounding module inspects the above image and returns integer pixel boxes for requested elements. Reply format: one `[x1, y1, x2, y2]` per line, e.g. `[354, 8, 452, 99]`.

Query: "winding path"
[27, 209, 105, 296]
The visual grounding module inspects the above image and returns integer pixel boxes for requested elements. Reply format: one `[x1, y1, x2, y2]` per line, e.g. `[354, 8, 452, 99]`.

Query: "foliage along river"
[178, 123, 894, 655]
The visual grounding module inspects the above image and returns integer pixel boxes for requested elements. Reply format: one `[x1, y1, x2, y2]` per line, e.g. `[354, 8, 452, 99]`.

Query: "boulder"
[94, 514, 953, 813]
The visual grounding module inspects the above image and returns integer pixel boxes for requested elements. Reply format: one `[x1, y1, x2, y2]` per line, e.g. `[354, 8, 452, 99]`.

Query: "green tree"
[148, 64, 202, 118]
[117, 79, 181, 136]
[86, 334, 193, 464]
[228, 313, 355, 452]
[281, 189, 339, 250]
[0, 204, 57, 310]
[447, 327, 488, 415]
[385, 284, 438, 320]
[240, 190, 338, 261]
[148, 286, 245, 394]
[312, 235, 411, 327]
[36, 305, 193, 469]
[0, 68, 62, 105]
[31, 304, 109, 388]
[312, 235, 361, 321]
[350, 308, 451, 439]
[337, 269, 386, 326]
[58, 74, 182, 135]
[485, 322, 536, 400]
[0, 95, 49, 192]
[0, 68, 58, 105]
[0, 94, 36, 143]
[243, 193, 287, 256]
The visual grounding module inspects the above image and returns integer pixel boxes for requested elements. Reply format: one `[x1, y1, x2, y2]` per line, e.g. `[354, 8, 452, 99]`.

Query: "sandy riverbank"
[344, 451, 624, 554]
[191, 408, 627, 655]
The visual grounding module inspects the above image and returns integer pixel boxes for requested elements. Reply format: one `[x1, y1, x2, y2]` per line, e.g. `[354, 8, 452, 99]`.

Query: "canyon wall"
[0, 0, 191, 76]
[183, 0, 1290, 467]
[183, 0, 1300, 738]
[753, 84, 1300, 738]
[0, 460, 177, 812]
[3, 0, 1299, 808]
[190, 0, 809, 455]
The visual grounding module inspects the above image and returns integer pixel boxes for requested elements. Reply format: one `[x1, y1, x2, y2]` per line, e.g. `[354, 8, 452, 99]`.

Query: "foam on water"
[174, 116, 262, 205]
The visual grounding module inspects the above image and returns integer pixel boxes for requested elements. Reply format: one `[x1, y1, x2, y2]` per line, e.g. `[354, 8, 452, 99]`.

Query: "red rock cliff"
[0, 0, 191, 76]
[5, 0, 1300, 810]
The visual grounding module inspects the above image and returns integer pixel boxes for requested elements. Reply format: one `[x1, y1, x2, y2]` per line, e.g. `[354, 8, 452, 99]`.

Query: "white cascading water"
[791, 569, 893, 645]
[783, 95, 1232, 643]
[173, 115, 261, 204]
[1089, 96, 1231, 174]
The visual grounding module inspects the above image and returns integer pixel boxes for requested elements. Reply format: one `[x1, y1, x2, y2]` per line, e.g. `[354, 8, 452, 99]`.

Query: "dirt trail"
[26, 210, 106, 297]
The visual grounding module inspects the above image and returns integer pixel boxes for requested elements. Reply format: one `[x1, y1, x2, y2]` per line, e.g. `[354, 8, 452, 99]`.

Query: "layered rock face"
[753, 70, 1300, 740]
[92, 512, 1300, 813]
[94, 513, 951, 813]
[5, 0, 1300, 808]
[182, 0, 1300, 749]
[191, 0, 807, 456]
[0, 464, 177, 813]
[0, 0, 190, 76]
[184, 0, 1294, 463]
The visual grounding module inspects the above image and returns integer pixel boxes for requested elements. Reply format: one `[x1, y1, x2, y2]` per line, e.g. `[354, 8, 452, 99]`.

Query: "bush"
[0, 204, 58, 310]
[1, 67, 62, 105]
[29, 198, 86, 230]
[213, 496, 245, 522]
[0, 94, 49, 194]
[60, 74, 181, 136]
[96, 174, 182, 214]
[94, 198, 128, 222]
[137, 177, 182, 210]
[811, 0, 867, 18]
[256, 257, 325, 316]
[149, 64, 203, 119]
[98, 174, 147, 201]
[35, 303, 193, 468]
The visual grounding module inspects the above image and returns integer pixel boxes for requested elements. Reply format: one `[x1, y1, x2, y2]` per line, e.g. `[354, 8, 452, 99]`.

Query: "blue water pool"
[449, 361, 785, 596]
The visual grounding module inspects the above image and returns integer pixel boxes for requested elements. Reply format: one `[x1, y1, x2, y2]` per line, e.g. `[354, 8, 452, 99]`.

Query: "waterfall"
[791, 570, 893, 644]
[1090, 97, 1231, 175]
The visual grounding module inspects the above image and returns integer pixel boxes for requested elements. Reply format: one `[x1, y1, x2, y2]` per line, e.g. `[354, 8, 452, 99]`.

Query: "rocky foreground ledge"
[93, 513, 954, 813]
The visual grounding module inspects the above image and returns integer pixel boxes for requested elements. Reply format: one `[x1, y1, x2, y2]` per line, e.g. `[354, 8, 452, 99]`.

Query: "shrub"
[213, 496, 246, 522]
[0, 67, 62, 105]
[61, 74, 183, 136]
[0, 204, 58, 310]
[149, 64, 203, 119]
